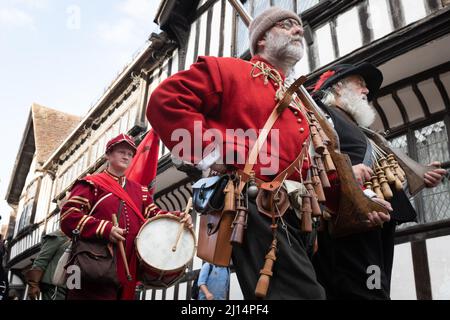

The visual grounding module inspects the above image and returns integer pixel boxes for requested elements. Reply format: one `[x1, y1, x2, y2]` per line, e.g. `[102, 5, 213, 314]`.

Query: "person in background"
[0, 235, 9, 301]
[24, 230, 70, 300]
[197, 262, 230, 300]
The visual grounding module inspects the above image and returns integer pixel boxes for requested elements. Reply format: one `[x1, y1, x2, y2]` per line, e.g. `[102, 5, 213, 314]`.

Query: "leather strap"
[238, 76, 308, 193]
[238, 140, 309, 192]
[243, 76, 307, 176]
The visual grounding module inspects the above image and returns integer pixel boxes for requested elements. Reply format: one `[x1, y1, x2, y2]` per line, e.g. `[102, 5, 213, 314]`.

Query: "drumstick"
[172, 197, 192, 252]
[112, 214, 132, 281]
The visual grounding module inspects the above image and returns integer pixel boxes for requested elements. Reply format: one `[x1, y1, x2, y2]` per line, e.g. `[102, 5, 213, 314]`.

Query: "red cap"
[105, 133, 137, 155]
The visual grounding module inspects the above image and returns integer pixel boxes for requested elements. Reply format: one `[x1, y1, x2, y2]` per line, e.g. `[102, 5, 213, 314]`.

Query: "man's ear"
[333, 83, 343, 97]
[257, 37, 266, 53]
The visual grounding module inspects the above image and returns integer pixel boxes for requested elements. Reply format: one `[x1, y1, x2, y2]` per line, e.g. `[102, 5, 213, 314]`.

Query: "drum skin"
[135, 215, 196, 288]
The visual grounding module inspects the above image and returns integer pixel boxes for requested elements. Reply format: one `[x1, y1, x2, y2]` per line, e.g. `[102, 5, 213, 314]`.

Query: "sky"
[0, 0, 161, 230]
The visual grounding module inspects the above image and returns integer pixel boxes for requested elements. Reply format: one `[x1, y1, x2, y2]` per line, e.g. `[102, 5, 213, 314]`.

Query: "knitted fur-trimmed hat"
[249, 7, 301, 56]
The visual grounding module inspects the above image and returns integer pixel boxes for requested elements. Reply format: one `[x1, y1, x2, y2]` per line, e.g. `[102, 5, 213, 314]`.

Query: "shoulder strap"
[238, 77, 307, 193]
[243, 76, 307, 175]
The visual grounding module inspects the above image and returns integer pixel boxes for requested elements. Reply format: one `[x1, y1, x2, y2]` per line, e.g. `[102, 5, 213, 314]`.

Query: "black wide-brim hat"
[313, 63, 383, 101]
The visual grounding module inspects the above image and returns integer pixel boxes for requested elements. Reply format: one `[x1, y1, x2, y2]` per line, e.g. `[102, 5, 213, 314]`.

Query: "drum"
[135, 214, 196, 289]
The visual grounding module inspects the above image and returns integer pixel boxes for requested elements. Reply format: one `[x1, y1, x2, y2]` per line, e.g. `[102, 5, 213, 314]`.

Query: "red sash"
[84, 173, 146, 223]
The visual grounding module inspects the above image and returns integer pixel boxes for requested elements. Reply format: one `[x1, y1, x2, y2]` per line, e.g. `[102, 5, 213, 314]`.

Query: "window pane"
[336, 7, 362, 57]
[292, 41, 309, 78]
[236, 1, 250, 56]
[120, 112, 129, 133]
[112, 120, 120, 137]
[273, 0, 294, 11]
[367, 0, 393, 40]
[97, 136, 105, 159]
[128, 105, 138, 130]
[91, 141, 98, 163]
[315, 23, 335, 67]
[253, 0, 270, 16]
[415, 122, 449, 164]
[401, 0, 427, 25]
[297, 0, 320, 13]
[414, 122, 450, 223]
[389, 134, 419, 229]
[389, 135, 408, 154]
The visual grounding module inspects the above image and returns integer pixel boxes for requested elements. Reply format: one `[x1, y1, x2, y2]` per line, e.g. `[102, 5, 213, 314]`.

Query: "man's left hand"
[424, 162, 447, 188]
[366, 197, 392, 227]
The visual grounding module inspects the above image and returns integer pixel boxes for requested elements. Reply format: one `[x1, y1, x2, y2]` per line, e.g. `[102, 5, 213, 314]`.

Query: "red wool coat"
[147, 55, 313, 180]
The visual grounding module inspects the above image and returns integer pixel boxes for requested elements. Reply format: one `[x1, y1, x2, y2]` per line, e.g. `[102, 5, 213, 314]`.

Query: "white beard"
[264, 31, 304, 73]
[339, 87, 376, 128]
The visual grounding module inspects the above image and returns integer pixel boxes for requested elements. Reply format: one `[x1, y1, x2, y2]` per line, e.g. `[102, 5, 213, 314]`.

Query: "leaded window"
[414, 122, 450, 223]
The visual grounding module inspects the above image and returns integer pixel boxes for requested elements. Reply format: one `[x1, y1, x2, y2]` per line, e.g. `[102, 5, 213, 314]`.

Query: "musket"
[227, 0, 389, 238]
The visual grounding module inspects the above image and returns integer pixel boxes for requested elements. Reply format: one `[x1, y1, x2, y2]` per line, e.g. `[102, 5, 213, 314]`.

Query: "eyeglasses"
[274, 18, 302, 31]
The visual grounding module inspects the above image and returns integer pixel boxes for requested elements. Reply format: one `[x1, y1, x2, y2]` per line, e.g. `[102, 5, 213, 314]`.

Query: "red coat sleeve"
[146, 57, 222, 164]
[60, 181, 114, 241]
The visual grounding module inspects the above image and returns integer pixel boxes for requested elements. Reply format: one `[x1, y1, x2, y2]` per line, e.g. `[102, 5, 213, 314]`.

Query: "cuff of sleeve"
[101, 221, 114, 240]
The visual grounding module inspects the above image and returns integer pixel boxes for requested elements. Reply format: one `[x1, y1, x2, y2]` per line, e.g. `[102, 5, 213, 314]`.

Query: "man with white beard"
[147, 7, 347, 299]
[312, 64, 446, 299]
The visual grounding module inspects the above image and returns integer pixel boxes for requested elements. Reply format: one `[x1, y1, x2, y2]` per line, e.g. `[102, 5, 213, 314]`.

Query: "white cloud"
[0, 7, 35, 29]
[95, 0, 160, 46]
[118, 0, 156, 23]
[96, 18, 138, 44]
[13, 0, 50, 10]
[94, 0, 160, 52]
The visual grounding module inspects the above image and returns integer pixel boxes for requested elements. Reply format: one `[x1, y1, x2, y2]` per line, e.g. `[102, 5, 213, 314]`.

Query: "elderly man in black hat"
[312, 63, 447, 299]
